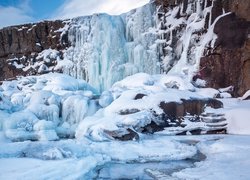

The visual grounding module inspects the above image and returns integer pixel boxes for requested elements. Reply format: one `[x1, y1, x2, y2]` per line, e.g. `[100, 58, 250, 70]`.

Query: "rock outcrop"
[0, 20, 69, 81]
[198, 0, 250, 97]
[104, 98, 226, 141]
[155, 0, 250, 97]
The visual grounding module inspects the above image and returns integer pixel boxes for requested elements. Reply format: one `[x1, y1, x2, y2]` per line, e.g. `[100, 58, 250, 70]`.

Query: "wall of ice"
[59, 3, 161, 92]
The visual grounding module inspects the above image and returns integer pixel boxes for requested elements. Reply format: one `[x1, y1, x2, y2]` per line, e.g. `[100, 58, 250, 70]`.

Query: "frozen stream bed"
[1, 134, 250, 179]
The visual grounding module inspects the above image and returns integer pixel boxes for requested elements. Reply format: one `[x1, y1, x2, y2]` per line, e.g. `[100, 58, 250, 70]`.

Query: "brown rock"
[159, 98, 223, 119]
[0, 20, 69, 81]
[200, 13, 250, 96]
[214, 13, 249, 49]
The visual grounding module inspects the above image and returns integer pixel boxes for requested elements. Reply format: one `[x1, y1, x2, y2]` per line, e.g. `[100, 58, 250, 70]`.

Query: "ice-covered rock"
[0, 73, 99, 141]
[99, 91, 114, 108]
[62, 95, 89, 126]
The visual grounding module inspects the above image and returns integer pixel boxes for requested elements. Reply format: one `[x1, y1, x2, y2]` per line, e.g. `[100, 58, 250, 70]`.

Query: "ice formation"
[0, 73, 99, 141]
[53, 0, 226, 92]
[57, 3, 160, 92]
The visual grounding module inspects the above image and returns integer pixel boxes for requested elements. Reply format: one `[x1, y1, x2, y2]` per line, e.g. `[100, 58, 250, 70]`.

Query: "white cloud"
[0, 5, 34, 28]
[53, 0, 150, 19]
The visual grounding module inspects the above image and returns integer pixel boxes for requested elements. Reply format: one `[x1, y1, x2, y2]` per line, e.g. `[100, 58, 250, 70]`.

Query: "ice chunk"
[0, 111, 9, 130]
[62, 95, 89, 126]
[3, 110, 39, 141]
[36, 130, 59, 141]
[99, 91, 113, 108]
[0, 92, 13, 112]
[33, 120, 56, 131]
[27, 91, 60, 125]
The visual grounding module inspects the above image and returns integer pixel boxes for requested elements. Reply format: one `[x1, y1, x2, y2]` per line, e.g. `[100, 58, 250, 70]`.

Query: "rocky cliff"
[0, 20, 69, 80]
[198, 0, 250, 97]
[0, 0, 249, 96]
[155, 0, 250, 97]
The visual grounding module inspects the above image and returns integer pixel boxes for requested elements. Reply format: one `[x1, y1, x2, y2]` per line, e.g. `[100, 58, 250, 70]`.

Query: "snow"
[226, 108, 250, 135]
[1, 71, 249, 143]
[76, 73, 227, 141]
[0, 134, 197, 179]
[196, 88, 220, 98]
[222, 99, 250, 135]
[0, 156, 108, 180]
[36, 48, 61, 63]
[111, 72, 196, 95]
[174, 135, 250, 180]
[240, 90, 250, 100]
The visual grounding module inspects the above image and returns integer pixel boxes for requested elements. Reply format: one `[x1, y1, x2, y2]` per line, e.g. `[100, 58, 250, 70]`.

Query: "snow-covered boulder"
[76, 73, 226, 141]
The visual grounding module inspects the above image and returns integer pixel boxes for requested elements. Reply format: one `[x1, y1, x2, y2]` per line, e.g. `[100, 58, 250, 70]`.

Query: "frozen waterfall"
[61, 3, 161, 92]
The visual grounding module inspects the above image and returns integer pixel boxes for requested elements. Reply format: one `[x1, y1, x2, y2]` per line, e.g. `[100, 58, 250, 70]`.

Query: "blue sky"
[0, 0, 149, 28]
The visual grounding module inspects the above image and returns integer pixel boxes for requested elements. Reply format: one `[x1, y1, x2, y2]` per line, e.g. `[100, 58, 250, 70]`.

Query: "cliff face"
[198, 0, 250, 96]
[0, 0, 249, 96]
[155, 0, 250, 96]
[0, 20, 69, 80]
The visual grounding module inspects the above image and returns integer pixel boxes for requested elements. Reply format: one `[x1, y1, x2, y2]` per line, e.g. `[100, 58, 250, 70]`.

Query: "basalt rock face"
[154, 0, 250, 97]
[0, 20, 69, 81]
[197, 0, 250, 97]
[200, 16, 250, 96]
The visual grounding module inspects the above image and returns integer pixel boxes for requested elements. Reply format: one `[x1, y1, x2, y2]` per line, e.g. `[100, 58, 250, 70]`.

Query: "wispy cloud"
[0, 0, 34, 28]
[0, 0, 150, 28]
[53, 0, 149, 19]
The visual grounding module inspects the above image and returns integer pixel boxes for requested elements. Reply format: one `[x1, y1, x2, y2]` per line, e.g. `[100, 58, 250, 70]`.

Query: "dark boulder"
[134, 93, 147, 100]
[103, 128, 139, 141]
[119, 109, 140, 115]
[159, 98, 223, 120]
